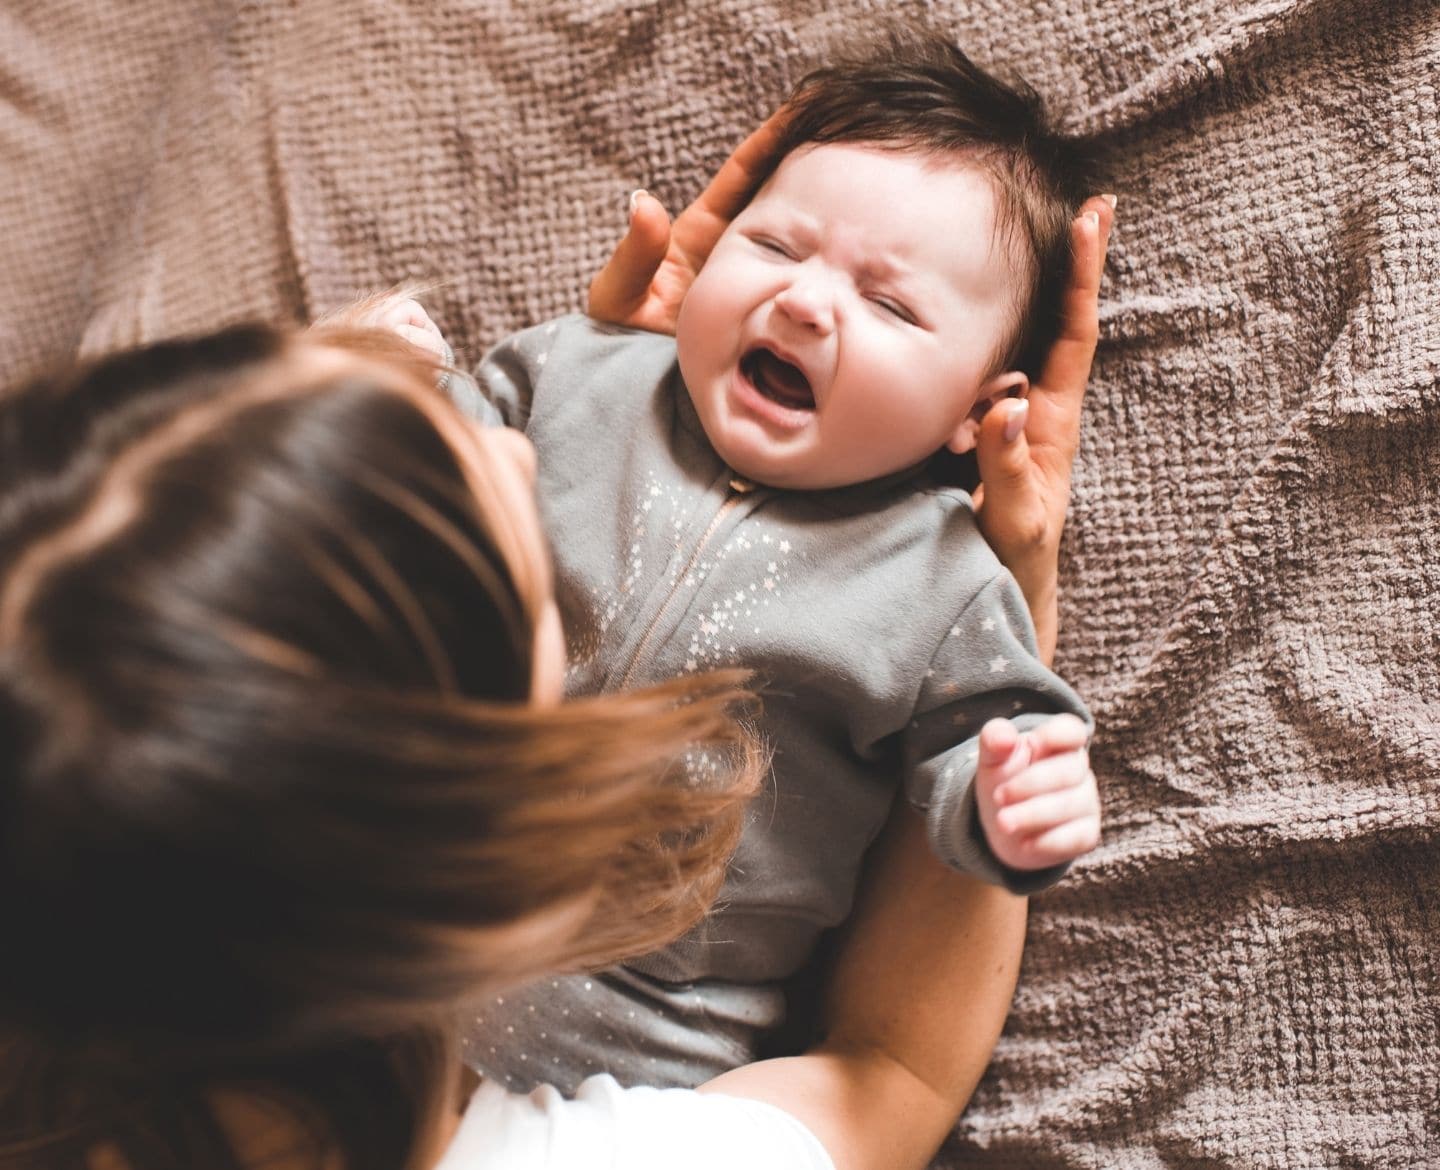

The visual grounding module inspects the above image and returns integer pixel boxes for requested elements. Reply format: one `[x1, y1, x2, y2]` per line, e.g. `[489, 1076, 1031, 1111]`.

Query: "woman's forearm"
[699, 805, 1027, 1170]
[1012, 556, 1058, 666]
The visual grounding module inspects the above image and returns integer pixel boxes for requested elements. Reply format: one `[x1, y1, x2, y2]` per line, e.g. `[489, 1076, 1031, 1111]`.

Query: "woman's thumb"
[587, 190, 672, 319]
[975, 399, 1033, 503]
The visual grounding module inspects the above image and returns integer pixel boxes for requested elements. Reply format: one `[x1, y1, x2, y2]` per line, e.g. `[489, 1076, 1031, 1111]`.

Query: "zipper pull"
[729, 476, 756, 493]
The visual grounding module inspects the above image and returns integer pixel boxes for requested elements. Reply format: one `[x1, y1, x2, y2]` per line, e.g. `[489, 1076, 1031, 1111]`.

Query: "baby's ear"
[945, 371, 1030, 454]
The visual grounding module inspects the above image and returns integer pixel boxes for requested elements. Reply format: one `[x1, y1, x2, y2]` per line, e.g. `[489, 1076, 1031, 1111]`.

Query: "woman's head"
[0, 321, 760, 1166]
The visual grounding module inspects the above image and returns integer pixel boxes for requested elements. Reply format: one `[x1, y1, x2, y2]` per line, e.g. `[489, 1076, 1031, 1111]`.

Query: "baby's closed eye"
[747, 233, 795, 259]
[865, 293, 918, 325]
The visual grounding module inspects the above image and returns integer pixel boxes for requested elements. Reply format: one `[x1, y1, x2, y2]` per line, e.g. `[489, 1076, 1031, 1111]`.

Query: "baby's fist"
[363, 296, 451, 363]
[324, 291, 452, 364]
[974, 715, 1100, 872]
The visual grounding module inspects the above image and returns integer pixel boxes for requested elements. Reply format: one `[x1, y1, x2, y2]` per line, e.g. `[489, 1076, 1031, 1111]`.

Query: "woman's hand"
[587, 111, 787, 333]
[972, 197, 1115, 663]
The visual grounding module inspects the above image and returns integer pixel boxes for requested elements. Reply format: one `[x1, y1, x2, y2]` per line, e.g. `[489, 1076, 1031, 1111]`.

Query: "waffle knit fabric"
[1, 2, 1436, 1166]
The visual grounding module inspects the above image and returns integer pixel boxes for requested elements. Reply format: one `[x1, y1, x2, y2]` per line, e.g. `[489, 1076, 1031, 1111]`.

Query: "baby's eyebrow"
[749, 198, 819, 238]
[857, 253, 918, 287]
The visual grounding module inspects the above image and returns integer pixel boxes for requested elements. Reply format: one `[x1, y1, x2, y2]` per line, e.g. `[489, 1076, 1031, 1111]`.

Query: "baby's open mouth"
[742, 347, 814, 412]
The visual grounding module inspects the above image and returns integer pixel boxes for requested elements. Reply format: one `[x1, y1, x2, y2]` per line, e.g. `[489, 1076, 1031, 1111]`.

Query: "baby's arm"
[715, 722, 1096, 1170]
[701, 800, 1025, 1170]
[897, 562, 1097, 892]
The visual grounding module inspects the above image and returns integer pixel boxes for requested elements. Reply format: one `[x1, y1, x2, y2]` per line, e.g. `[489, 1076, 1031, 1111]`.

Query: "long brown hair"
[0, 324, 763, 1168]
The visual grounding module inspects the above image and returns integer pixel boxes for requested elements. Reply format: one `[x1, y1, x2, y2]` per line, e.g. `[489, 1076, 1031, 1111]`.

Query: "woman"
[0, 119, 1113, 1169]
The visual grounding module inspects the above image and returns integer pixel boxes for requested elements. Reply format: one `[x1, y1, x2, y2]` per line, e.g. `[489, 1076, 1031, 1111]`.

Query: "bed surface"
[2, 2, 1436, 1165]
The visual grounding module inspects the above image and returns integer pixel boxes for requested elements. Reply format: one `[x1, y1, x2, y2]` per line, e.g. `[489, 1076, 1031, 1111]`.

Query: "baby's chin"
[703, 424, 813, 490]
[705, 426, 861, 492]
[711, 426, 938, 492]
[693, 388, 897, 491]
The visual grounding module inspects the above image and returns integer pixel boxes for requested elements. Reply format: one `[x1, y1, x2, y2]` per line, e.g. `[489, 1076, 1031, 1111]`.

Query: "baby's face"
[676, 143, 1027, 490]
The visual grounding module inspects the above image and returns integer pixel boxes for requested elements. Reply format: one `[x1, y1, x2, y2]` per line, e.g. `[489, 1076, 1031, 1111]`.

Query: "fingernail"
[1083, 209, 1100, 228]
[628, 188, 648, 218]
[1101, 193, 1118, 209]
[1003, 398, 1029, 442]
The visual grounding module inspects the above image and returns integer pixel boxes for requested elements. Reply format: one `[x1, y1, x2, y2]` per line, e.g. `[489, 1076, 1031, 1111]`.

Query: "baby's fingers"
[1020, 713, 1089, 760]
[994, 772, 1099, 838]
[394, 301, 437, 333]
[977, 717, 1022, 771]
[993, 749, 1090, 807]
[1019, 814, 1102, 869]
[394, 323, 449, 362]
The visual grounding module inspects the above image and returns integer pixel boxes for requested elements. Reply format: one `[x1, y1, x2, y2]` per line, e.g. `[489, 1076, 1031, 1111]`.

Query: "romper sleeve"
[445, 318, 566, 430]
[902, 569, 1093, 895]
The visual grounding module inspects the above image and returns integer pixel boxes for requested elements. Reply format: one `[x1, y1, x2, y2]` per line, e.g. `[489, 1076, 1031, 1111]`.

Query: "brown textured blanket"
[2, 1, 1436, 1165]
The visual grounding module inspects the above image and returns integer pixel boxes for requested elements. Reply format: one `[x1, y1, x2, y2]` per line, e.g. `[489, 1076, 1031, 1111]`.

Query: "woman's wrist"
[1004, 541, 1059, 603]
[1005, 550, 1060, 666]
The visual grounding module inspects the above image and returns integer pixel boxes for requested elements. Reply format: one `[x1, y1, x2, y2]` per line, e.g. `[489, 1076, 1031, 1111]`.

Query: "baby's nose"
[773, 270, 836, 334]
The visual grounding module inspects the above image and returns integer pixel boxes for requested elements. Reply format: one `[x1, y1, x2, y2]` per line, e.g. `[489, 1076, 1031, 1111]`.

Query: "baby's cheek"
[676, 257, 743, 340]
[841, 373, 950, 463]
[675, 274, 728, 369]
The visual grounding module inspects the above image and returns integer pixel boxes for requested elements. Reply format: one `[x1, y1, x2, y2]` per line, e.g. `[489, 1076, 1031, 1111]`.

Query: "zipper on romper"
[615, 476, 756, 690]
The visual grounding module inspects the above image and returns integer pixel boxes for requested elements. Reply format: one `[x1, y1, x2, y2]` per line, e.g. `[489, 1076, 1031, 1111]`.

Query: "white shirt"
[436, 1074, 835, 1170]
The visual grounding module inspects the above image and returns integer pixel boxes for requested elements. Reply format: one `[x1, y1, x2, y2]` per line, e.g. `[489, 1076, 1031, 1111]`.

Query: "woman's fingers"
[588, 110, 789, 331]
[972, 398, 1044, 544]
[972, 198, 1114, 566]
[1027, 196, 1115, 465]
[673, 109, 789, 258]
[587, 191, 674, 322]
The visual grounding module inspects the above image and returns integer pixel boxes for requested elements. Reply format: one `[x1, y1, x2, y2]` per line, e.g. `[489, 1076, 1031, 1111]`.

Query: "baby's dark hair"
[766, 24, 1097, 378]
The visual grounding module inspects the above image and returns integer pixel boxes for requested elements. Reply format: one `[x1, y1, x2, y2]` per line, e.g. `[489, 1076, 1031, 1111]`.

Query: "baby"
[448, 29, 1101, 1091]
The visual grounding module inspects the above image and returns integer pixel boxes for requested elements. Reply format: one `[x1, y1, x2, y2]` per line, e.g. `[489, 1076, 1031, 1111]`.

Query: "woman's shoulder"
[437, 1075, 834, 1170]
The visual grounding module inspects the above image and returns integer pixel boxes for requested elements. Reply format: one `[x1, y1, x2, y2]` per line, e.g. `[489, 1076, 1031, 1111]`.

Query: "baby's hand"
[360, 295, 451, 364]
[974, 715, 1100, 871]
[322, 291, 452, 365]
